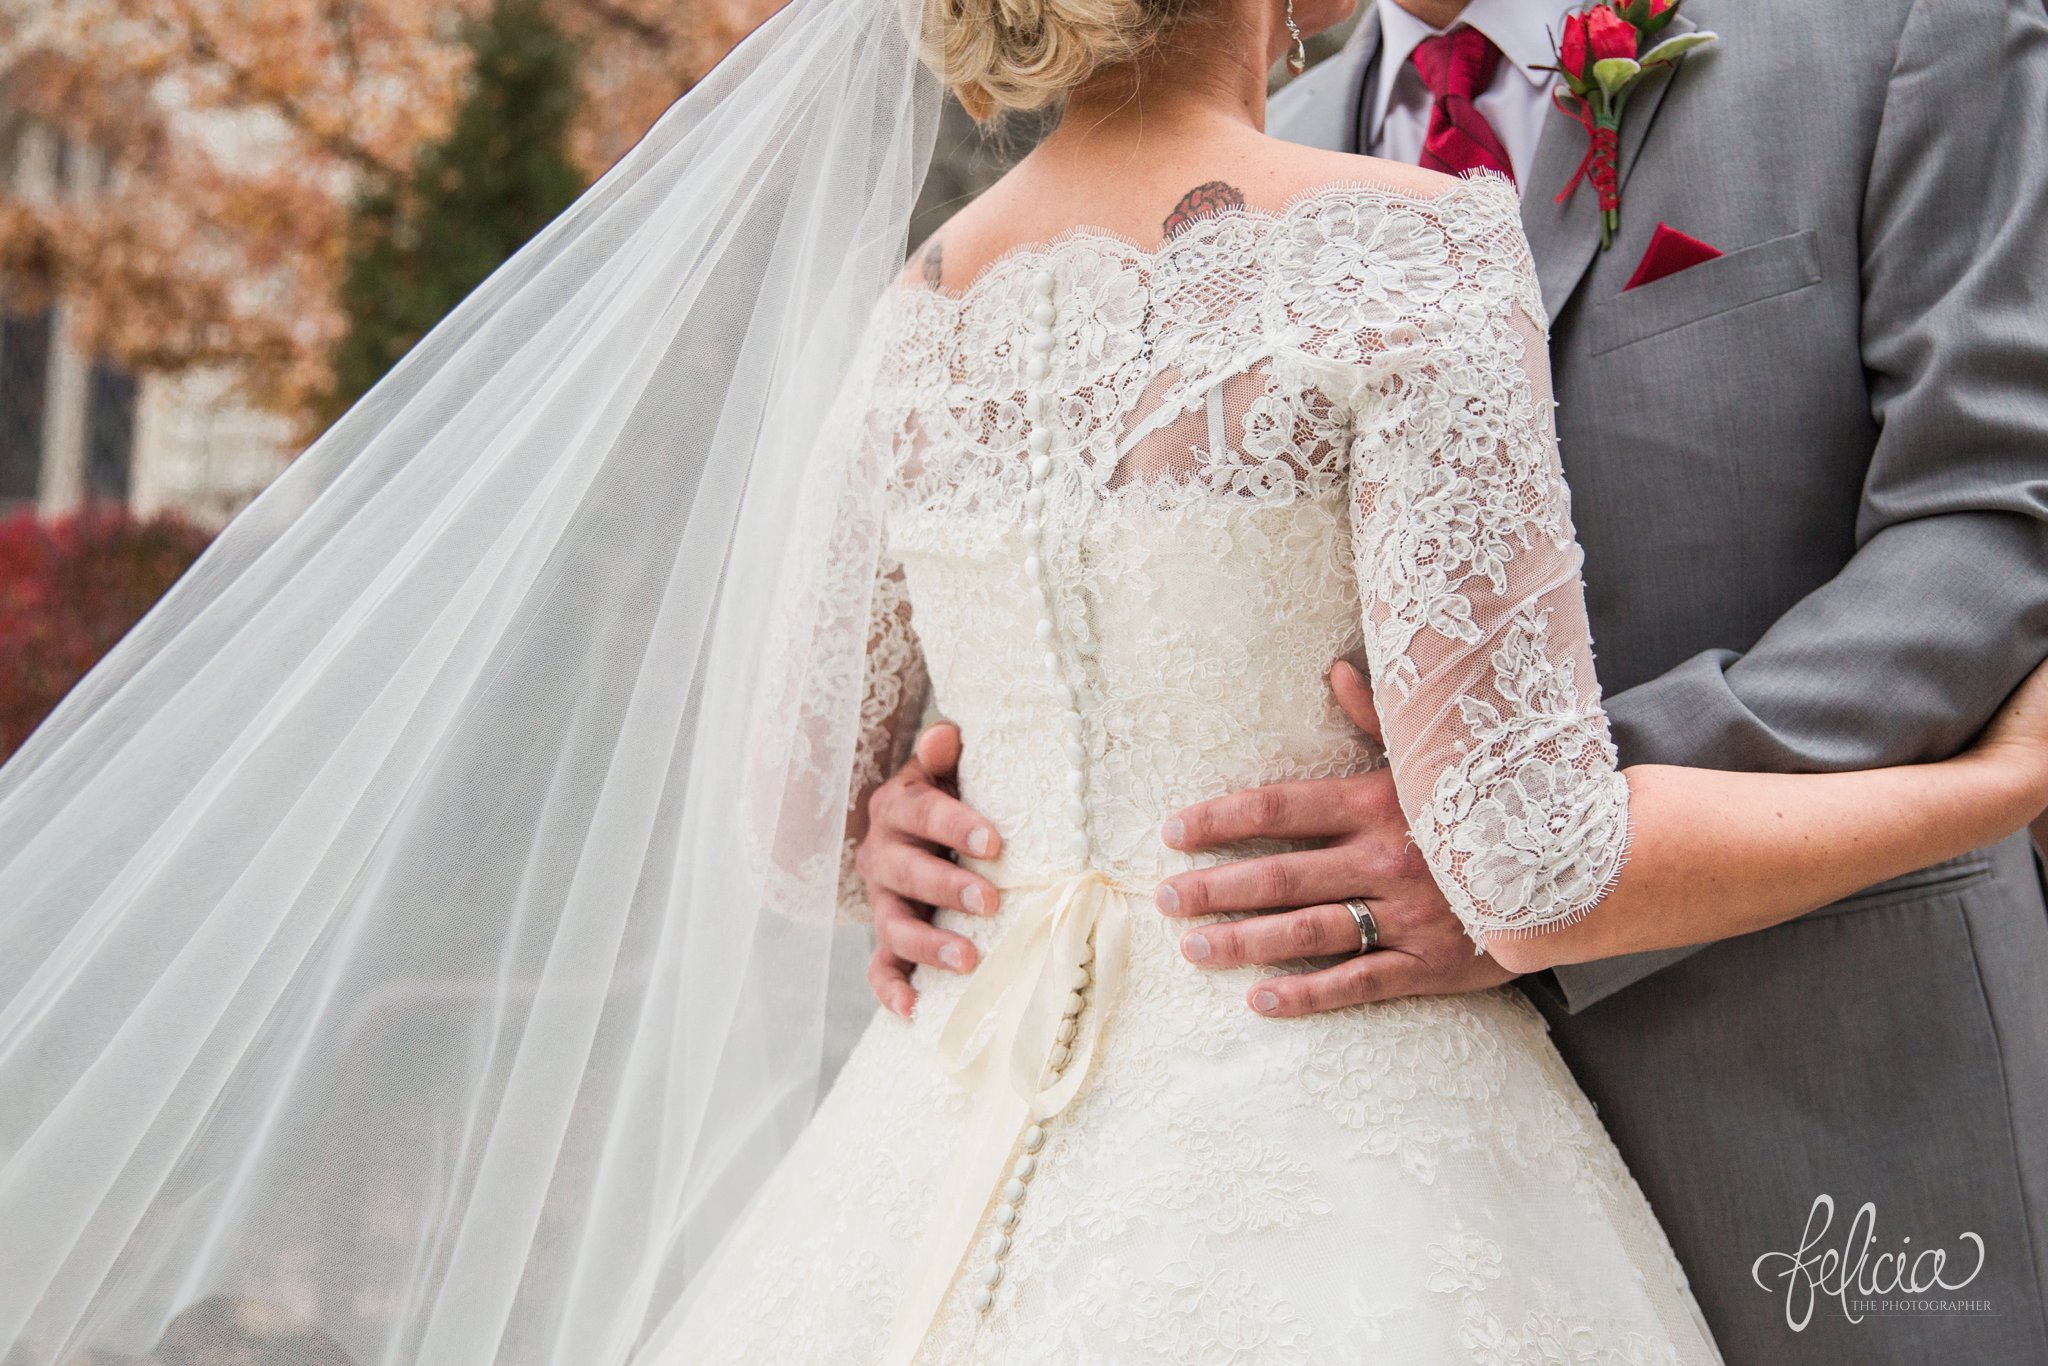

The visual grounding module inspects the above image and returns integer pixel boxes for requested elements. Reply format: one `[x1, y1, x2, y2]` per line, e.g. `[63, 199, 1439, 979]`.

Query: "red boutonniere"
[1547, 0, 1719, 248]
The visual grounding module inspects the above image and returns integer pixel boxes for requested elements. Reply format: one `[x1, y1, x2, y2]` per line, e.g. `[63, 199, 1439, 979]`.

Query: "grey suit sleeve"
[1550, 0, 2048, 1011]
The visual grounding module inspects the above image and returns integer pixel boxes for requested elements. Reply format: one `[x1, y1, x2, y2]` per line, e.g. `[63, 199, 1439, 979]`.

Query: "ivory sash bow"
[878, 870, 1133, 1365]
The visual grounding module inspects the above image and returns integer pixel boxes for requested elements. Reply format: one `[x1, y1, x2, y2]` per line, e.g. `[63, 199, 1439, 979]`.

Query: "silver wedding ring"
[1343, 898, 1380, 953]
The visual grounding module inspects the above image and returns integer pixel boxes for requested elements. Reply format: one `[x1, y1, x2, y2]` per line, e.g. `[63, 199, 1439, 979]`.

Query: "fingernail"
[961, 884, 985, 915]
[1182, 932, 1210, 962]
[1253, 990, 1279, 1014]
[1161, 817, 1185, 848]
[939, 944, 965, 971]
[1154, 883, 1180, 915]
[967, 827, 992, 858]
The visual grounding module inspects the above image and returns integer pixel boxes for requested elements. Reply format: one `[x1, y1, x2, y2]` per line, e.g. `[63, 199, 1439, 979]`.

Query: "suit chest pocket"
[1587, 229, 1822, 356]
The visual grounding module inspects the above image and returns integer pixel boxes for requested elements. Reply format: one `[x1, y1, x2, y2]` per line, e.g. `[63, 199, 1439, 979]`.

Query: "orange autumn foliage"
[0, 0, 787, 438]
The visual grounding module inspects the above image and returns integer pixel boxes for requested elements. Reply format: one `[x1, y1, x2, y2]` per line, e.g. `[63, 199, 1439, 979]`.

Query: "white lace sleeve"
[837, 552, 929, 923]
[743, 326, 929, 928]
[1323, 186, 1631, 947]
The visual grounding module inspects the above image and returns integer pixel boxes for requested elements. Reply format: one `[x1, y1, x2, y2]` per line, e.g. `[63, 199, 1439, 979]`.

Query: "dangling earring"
[1284, 0, 1308, 76]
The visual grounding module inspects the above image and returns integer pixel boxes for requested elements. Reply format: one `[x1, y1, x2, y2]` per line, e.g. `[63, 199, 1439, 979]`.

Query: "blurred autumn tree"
[0, 0, 785, 440]
[327, 0, 583, 418]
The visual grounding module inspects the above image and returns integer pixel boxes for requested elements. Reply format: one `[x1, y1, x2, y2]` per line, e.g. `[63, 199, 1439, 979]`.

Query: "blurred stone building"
[0, 109, 294, 528]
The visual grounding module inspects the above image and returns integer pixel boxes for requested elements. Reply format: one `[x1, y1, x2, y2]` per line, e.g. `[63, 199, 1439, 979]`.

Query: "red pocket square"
[1623, 223, 1724, 291]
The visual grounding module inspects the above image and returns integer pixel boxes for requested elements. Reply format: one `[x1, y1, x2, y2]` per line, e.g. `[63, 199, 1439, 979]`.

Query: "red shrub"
[0, 506, 212, 760]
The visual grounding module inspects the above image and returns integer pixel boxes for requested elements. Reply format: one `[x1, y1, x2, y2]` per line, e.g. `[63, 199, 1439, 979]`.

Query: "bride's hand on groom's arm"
[1153, 662, 1514, 1018]
[858, 721, 1006, 1017]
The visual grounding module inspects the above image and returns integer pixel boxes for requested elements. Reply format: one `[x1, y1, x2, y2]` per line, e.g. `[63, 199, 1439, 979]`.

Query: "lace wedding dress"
[671, 177, 1721, 1365]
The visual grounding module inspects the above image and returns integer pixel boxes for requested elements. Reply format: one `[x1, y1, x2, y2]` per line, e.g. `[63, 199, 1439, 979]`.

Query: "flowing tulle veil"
[0, 1, 939, 1360]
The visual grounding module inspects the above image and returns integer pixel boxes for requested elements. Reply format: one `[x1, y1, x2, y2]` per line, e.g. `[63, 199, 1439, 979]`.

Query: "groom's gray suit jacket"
[1273, 2, 2048, 1361]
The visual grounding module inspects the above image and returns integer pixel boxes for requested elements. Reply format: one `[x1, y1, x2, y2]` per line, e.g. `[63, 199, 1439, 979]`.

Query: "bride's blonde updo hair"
[920, 0, 1189, 120]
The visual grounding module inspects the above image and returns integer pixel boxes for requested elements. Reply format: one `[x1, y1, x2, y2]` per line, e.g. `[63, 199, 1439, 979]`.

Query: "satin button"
[1047, 1043, 1072, 1072]
[1024, 554, 1042, 581]
[1012, 1153, 1037, 1180]
[1026, 355, 1048, 381]
[1001, 1178, 1027, 1204]
[1022, 1125, 1045, 1152]
[1065, 768, 1085, 793]
[1026, 331, 1053, 354]
[1023, 487, 1044, 514]
[1028, 428, 1052, 454]
[991, 1231, 1012, 1258]
[1064, 740, 1085, 764]
[1070, 966, 1091, 992]
[996, 1203, 1020, 1229]
[1032, 300, 1055, 327]
[1055, 1016, 1078, 1043]
[1035, 619, 1053, 642]
[1060, 990, 1085, 1017]
[972, 1288, 994, 1313]
[1031, 269, 1054, 293]
[1029, 455, 1051, 481]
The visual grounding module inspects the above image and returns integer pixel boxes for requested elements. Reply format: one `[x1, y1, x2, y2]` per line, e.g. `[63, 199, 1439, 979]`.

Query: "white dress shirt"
[1367, 0, 1575, 190]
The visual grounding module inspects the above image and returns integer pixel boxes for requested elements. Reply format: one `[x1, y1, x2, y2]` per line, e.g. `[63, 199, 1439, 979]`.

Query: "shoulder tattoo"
[1163, 181, 1247, 238]
[919, 237, 944, 289]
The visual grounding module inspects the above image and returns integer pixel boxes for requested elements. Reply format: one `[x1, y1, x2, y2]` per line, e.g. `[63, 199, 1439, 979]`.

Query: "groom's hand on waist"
[1154, 661, 1515, 1017]
[858, 721, 1005, 1016]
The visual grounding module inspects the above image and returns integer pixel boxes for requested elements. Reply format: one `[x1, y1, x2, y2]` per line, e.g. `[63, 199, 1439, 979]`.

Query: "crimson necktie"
[1410, 27, 1517, 184]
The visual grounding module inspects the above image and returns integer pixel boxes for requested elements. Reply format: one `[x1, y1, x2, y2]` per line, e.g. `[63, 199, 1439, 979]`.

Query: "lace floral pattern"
[681, 908, 1712, 1365]
[849, 175, 1628, 942]
[677, 180, 1712, 1364]
[835, 557, 928, 922]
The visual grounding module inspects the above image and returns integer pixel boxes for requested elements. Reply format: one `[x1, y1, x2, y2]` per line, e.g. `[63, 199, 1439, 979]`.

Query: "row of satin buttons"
[974, 266, 1093, 1316]
[971, 944, 1093, 1314]
[1018, 268, 1091, 867]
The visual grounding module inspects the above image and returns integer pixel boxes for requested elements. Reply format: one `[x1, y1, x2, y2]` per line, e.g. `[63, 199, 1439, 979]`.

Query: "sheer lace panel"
[747, 338, 932, 928]
[838, 555, 928, 922]
[1347, 292, 1631, 945]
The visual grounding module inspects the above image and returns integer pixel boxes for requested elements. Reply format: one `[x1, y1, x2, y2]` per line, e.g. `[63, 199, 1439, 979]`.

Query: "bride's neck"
[1043, 13, 1274, 158]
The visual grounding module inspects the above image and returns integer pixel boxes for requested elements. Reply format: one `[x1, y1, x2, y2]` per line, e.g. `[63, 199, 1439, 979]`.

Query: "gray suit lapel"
[1351, 6, 1383, 155]
[1520, 12, 1698, 320]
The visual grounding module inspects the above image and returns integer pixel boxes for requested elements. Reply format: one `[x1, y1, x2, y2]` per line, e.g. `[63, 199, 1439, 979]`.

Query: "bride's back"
[860, 157, 1547, 891]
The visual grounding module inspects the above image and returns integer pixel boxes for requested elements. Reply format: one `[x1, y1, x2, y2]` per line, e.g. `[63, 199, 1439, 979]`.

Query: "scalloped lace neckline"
[892, 172, 1518, 310]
